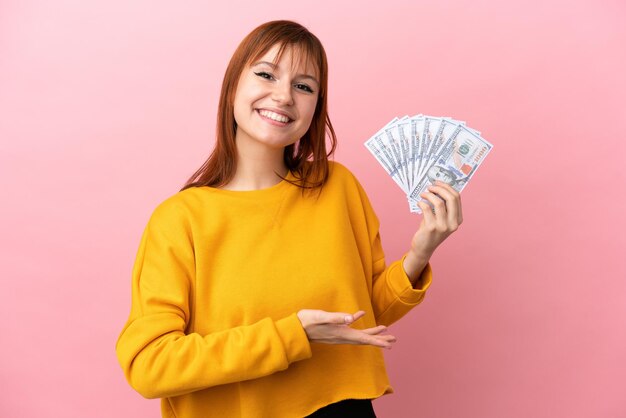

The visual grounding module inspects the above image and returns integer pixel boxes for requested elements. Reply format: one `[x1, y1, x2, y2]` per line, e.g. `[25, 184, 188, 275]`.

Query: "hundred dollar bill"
[420, 118, 461, 181]
[395, 115, 423, 192]
[418, 116, 442, 181]
[394, 121, 412, 191]
[394, 115, 412, 190]
[364, 117, 407, 193]
[408, 124, 493, 213]
[383, 120, 411, 193]
[419, 117, 482, 183]
[409, 115, 426, 182]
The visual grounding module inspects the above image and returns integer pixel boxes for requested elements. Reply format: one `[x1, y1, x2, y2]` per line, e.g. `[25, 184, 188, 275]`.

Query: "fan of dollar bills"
[364, 114, 493, 214]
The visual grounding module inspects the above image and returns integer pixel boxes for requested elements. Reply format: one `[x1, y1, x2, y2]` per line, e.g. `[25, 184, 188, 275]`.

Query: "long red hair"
[180, 20, 337, 193]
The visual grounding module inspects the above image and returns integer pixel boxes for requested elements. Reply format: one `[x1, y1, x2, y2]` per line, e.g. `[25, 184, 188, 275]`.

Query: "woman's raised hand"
[412, 180, 463, 257]
[297, 309, 396, 349]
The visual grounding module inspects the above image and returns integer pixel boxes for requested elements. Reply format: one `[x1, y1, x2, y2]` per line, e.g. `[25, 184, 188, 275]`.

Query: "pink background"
[1, 0, 625, 417]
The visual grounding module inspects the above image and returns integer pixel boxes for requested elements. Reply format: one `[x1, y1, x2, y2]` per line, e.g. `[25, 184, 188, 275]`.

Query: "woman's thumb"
[325, 312, 353, 324]
[323, 310, 361, 324]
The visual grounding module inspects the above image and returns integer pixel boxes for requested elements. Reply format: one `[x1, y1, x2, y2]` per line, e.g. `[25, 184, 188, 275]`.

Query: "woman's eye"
[254, 71, 273, 80]
[295, 83, 314, 93]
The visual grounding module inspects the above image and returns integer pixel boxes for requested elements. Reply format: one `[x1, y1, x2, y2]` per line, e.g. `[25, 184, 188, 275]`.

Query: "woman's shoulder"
[146, 186, 206, 227]
[327, 160, 360, 185]
[325, 160, 379, 224]
[327, 160, 368, 193]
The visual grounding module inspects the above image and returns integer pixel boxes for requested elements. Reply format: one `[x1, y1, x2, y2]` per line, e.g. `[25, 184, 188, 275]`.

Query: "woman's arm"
[351, 173, 462, 327]
[115, 202, 312, 399]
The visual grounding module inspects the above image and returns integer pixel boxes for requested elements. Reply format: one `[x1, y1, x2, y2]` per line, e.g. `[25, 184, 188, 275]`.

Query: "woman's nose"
[271, 80, 294, 105]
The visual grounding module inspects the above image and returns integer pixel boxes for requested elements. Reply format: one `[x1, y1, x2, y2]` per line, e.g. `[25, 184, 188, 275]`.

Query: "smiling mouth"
[256, 109, 293, 124]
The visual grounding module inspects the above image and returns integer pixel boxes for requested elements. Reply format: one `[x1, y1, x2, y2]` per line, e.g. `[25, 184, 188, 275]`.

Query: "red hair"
[180, 20, 337, 193]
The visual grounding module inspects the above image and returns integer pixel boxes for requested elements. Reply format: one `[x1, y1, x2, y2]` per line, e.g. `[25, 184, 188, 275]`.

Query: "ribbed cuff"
[388, 255, 433, 303]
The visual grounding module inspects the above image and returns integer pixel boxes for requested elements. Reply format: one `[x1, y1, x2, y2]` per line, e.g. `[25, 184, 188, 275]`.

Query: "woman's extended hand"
[412, 180, 463, 258]
[297, 309, 396, 350]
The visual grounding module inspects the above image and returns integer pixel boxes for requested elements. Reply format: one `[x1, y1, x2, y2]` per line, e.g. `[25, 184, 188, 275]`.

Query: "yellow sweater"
[115, 161, 433, 418]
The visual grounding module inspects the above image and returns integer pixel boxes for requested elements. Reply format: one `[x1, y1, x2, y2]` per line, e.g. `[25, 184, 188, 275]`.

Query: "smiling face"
[232, 43, 320, 152]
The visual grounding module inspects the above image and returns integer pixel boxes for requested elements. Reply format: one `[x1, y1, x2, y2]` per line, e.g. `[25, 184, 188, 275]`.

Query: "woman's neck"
[221, 135, 288, 191]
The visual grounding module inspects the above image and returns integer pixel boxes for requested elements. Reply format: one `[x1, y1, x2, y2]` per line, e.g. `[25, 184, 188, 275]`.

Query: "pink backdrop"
[1, 1, 625, 417]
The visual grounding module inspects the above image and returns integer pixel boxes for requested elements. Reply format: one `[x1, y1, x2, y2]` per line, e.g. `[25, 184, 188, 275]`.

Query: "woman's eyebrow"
[252, 61, 319, 86]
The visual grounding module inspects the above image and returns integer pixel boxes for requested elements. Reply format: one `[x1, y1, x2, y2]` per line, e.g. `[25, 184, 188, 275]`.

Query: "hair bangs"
[248, 39, 321, 85]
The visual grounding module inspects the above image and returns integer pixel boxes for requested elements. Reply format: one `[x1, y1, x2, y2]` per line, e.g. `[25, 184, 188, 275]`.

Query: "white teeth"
[259, 109, 290, 123]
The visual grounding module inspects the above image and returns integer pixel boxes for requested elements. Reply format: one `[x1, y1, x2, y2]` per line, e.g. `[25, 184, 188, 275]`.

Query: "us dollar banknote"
[364, 114, 493, 214]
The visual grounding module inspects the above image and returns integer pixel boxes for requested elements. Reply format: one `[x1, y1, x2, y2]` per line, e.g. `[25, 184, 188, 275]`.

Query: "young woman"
[116, 20, 462, 418]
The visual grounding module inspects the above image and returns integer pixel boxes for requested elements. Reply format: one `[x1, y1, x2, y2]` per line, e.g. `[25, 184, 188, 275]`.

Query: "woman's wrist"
[402, 249, 432, 286]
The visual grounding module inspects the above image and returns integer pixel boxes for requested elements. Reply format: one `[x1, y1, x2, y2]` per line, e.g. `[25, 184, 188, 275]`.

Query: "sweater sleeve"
[351, 174, 433, 327]
[370, 249, 433, 327]
[115, 199, 313, 399]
